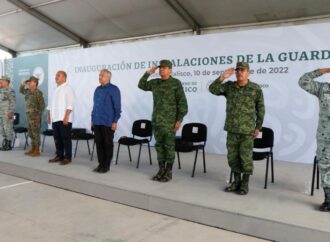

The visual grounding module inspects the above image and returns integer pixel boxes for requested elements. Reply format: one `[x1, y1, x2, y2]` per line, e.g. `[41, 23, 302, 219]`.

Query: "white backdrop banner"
[49, 21, 330, 164]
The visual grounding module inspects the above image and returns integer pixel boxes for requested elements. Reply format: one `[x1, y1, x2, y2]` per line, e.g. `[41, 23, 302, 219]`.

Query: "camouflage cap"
[158, 59, 172, 68]
[0, 76, 10, 82]
[235, 62, 250, 70]
[26, 75, 39, 83]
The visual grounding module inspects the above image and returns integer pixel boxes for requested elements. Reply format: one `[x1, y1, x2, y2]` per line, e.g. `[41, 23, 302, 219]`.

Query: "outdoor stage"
[0, 139, 329, 242]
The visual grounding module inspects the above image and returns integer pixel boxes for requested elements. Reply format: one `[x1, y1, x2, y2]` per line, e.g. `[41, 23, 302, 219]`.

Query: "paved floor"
[0, 173, 268, 242]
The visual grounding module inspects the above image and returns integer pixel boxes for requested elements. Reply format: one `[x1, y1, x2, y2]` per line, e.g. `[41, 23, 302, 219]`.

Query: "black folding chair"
[41, 129, 54, 152]
[175, 123, 207, 177]
[253, 127, 274, 189]
[12, 113, 28, 149]
[71, 128, 94, 158]
[229, 127, 274, 189]
[311, 156, 320, 196]
[116, 119, 152, 168]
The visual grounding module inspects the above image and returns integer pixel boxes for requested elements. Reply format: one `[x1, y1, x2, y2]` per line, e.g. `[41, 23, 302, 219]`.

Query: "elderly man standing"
[0, 76, 16, 151]
[138, 60, 188, 182]
[299, 68, 330, 212]
[19, 76, 45, 156]
[47, 71, 75, 165]
[92, 69, 121, 173]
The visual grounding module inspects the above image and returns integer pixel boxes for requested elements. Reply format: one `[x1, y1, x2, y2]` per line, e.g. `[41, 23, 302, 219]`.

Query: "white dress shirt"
[48, 82, 75, 123]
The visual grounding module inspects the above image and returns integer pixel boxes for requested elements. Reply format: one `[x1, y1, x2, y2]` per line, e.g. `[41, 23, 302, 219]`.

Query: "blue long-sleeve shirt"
[92, 83, 121, 126]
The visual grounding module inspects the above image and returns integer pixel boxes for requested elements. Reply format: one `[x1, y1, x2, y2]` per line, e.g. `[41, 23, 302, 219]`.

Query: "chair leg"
[191, 149, 199, 178]
[136, 144, 142, 169]
[115, 144, 120, 165]
[41, 135, 46, 152]
[202, 148, 206, 173]
[86, 140, 91, 155]
[90, 141, 95, 161]
[147, 142, 152, 165]
[128, 146, 132, 162]
[12, 133, 17, 148]
[24, 133, 28, 150]
[311, 157, 317, 196]
[264, 156, 270, 189]
[317, 160, 320, 190]
[271, 152, 274, 183]
[74, 140, 79, 158]
[177, 152, 181, 169]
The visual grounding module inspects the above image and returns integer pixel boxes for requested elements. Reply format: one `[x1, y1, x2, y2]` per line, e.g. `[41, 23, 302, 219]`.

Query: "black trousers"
[94, 125, 114, 169]
[52, 121, 72, 160]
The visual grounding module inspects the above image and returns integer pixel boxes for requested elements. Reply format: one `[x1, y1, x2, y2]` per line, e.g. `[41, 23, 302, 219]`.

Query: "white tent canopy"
[1, 0, 330, 56]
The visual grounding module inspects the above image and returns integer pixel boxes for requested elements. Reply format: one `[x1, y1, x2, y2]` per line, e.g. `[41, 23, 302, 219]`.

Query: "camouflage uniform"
[209, 62, 265, 194]
[19, 84, 45, 148]
[209, 78, 265, 174]
[0, 85, 16, 146]
[138, 61, 188, 181]
[299, 70, 330, 196]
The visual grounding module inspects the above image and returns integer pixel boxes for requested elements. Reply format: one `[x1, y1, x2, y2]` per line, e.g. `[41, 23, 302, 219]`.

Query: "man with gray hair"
[0, 76, 16, 151]
[92, 69, 121, 173]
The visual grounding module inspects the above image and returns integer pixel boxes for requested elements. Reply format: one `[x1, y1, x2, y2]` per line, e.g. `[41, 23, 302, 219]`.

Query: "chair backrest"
[71, 128, 86, 135]
[132, 120, 152, 138]
[181, 123, 207, 143]
[254, 127, 274, 149]
[13, 113, 20, 126]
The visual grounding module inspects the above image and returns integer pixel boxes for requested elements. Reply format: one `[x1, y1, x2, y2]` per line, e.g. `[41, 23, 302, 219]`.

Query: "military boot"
[159, 162, 173, 182]
[5, 140, 12, 151]
[1, 139, 12, 151]
[237, 174, 250, 195]
[319, 187, 330, 212]
[0, 139, 7, 150]
[0, 139, 8, 151]
[225, 172, 241, 192]
[24, 145, 35, 155]
[29, 146, 40, 157]
[152, 161, 166, 181]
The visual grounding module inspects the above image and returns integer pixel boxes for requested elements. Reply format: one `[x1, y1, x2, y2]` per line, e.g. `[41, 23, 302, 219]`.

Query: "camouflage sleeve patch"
[298, 69, 323, 97]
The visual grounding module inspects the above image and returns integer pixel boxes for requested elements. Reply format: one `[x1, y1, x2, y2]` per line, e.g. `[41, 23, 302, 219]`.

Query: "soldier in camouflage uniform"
[0, 76, 16, 151]
[19, 76, 45, 157]
[138, 60, 188, 182]
[209, 62, 265, 195]
[299, 68, 330, 212]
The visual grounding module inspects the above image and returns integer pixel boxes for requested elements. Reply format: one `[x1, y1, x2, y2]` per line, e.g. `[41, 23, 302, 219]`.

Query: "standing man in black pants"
[47, 71, 75, 165]
[92, 69, 121, 173]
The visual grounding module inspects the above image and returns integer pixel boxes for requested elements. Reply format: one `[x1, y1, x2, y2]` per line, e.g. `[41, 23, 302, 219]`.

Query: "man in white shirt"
[47, 71, 75, 165]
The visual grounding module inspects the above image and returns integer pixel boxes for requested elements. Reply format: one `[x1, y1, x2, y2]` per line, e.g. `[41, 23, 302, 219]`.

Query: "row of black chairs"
[12, 114, 276, 188]
[11, 113, 321, 195]
[115, 120, 208, 178]
[12, 113, 95, 159]
[42, 128, 96, 160]
[115, 120, 275, 190]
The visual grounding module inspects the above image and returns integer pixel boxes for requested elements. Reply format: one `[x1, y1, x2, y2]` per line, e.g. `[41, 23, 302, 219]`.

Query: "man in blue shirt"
[92, 69, 121, 173]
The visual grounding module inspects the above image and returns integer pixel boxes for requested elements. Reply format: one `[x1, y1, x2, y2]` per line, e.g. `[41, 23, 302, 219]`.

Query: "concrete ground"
[0, 173, 268, 242]
[1, 135, 329, 241]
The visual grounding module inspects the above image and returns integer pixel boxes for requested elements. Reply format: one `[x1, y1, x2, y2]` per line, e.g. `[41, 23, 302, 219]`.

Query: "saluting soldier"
[299, 68, 330, 212]
[0, 76, 16, 151]
[209, 62, 265, 195]
[138, 60, 188, 182]
[20, 76, 45, 157]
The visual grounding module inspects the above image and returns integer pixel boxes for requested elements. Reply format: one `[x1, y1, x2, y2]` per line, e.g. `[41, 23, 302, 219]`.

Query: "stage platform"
[0, 139, 329, 242]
